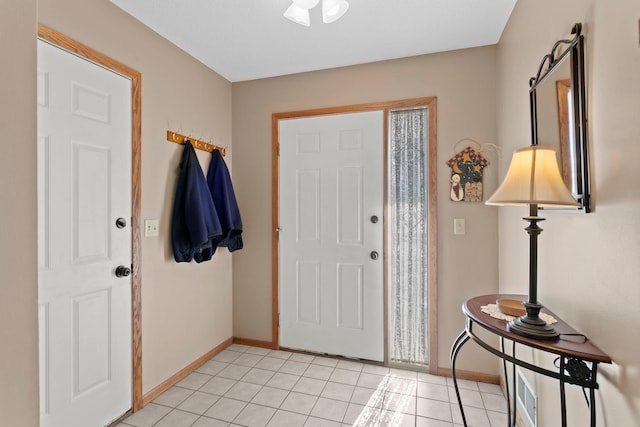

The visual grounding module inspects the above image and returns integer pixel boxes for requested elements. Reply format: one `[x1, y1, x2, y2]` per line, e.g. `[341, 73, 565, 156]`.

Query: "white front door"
[37, 40, 132, 427]
[279, 111, 384, 361]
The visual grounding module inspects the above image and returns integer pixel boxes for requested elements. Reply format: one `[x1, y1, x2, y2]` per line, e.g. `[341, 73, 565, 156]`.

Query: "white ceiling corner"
[111, 0, 517, 82]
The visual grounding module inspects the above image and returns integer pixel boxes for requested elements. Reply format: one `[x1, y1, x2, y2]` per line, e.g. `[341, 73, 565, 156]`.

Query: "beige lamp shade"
[486, 145, 579, 208]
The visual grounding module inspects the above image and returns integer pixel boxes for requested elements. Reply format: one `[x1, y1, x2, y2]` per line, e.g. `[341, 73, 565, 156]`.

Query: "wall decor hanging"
[447, 140, 490, 202]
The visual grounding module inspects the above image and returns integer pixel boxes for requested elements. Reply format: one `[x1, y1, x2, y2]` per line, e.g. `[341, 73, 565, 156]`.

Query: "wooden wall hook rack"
[167, 130, 226, 156]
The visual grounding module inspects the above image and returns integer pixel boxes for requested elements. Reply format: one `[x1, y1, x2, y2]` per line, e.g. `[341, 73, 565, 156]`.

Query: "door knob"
[370, 215, 379, 224]
[115, 265, 131, 277]
[370, 251, 379, 260]
[115, 217, 127, 229]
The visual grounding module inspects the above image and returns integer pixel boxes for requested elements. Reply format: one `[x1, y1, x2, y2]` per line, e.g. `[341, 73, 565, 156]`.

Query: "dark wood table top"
[463, 294, 612, 364]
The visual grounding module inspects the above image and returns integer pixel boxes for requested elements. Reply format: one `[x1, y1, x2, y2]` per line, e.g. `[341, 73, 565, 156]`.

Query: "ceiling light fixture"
[322, 0, 350, 23]
[284, 0, 349, 27]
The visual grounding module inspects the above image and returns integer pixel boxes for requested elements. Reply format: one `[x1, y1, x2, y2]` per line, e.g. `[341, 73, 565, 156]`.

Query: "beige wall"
[0, 0, 39, 425]
[0, 3, 233, 425]
[232, 47, 501, 373]
[497, 0, 640, 425]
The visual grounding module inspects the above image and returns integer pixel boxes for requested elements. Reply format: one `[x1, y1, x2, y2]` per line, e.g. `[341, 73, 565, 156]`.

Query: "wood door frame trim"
[271, 97, 438, 372]
[37, 24, 144, 411]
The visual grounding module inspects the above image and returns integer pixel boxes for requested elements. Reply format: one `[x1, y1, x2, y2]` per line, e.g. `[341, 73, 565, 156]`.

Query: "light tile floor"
[117, 344, 507, 427]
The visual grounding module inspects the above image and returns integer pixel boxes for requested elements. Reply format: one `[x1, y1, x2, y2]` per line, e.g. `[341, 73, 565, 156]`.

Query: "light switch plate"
[454, 218, 466, 235]
[145, 219, 159, 237]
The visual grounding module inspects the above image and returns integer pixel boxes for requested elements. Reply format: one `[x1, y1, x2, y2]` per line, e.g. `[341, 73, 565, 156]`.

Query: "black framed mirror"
[530, 23, 590, 212]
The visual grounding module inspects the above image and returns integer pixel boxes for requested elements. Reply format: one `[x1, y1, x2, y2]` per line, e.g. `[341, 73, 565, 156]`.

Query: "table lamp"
[486, 145, 579, 340]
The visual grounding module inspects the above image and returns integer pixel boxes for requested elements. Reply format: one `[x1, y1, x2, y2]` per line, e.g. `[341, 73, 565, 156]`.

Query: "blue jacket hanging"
[207, 149, 243, 252]
[171, 141, 222, 262]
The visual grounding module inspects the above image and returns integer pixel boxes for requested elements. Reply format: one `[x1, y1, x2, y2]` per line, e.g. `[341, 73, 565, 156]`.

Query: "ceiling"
[111, 0, 517, 83]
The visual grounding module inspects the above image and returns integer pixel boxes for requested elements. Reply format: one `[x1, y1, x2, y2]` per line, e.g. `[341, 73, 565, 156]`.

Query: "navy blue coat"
[207, 149, 243, 252]
[171, 141, 222, 262]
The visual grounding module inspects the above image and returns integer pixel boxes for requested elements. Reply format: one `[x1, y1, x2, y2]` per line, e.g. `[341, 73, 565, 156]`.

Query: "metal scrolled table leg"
[511, 341, 517, 427]
[450, 328, 471, 427]
[500, 337, 514, 427]
[589, 363, 599, 427]
[559, 357, 567, 427]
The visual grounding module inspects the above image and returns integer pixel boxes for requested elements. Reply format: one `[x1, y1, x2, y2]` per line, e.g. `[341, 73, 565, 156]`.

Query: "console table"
[450, 294, 612, 427]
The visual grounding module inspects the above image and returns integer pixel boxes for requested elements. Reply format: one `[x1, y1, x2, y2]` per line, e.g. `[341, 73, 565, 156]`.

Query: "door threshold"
[278, 346, 386, 367]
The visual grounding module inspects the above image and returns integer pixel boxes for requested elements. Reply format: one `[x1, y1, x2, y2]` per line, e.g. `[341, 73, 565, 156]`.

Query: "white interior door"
[37, 40, 132, 427]
[279, 111, 384, 361]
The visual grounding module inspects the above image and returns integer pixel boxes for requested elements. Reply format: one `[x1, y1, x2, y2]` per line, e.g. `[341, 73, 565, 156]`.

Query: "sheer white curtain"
[388, 108, 429, 365]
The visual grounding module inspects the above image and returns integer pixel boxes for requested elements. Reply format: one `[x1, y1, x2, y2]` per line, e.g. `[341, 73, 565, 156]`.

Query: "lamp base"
[507, 302, 559, 340]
